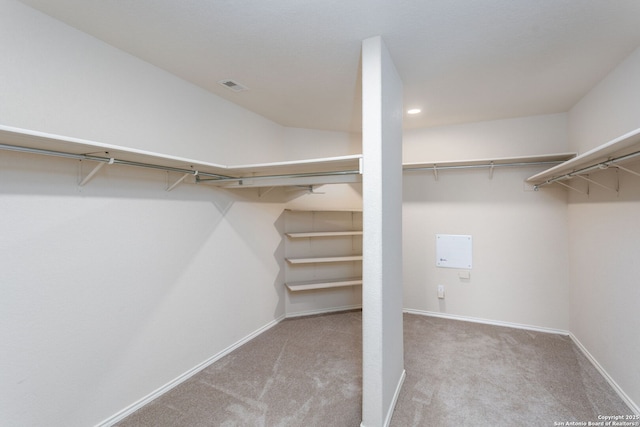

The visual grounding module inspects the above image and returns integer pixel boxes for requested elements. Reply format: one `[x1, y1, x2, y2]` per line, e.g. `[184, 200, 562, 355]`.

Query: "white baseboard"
[404, 308, 639, 415]
[285, 304, 362, 318]
[384, 369, 406, 427]
[360, 369, 406, 427]
[569, 333, 639, 415]
[96, 314, 286, 427]
[403, 308, 570, 336]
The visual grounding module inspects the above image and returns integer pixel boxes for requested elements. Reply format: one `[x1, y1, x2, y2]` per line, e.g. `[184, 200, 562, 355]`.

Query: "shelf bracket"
[613, 164, 640, 178]
[303, 185, 325, 194]
[285, 185, 325, 195]
[166, 170, 196, 192]
[555, 180, 588, 195]
[258, 186, 275, 198]
[78, 157, 112, 187]
[575, 174, 618, 193]
[433, 165, 438, 181]
[488, 161, 495, 180]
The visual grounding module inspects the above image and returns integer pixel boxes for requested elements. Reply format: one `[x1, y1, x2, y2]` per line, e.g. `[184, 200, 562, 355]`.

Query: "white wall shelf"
[285, 208, 363, 212]
[286, 231, 363, 238]
[527, 128, 640, 188]
[286, 255, 363, 264]
[285, 277, 363, 292]
[0, 124, 363, 189]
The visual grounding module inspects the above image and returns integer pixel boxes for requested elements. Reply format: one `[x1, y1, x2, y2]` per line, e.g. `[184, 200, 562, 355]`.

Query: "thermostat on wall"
[436, 234, 472, 269]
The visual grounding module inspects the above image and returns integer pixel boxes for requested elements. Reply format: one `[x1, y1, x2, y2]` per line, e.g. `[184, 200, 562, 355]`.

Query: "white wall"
[567, 46, 640, 411]
[0, 0, 284, 165]
[403, 113, 569, 162]
[402, 114, 572, 330]
[569, 47, 640, 153]
[282, 127, 361, 160]
[0, 155, 286, 426]
[0, 1, 287, 425]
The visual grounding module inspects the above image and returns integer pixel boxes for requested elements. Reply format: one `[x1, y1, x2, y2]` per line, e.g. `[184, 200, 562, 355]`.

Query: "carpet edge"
[403, 308, 570, 335]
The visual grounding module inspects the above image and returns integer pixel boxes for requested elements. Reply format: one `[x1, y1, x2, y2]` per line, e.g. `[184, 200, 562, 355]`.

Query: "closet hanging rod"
[0, 142, 234, 180]
[196, 169, 361, 184]
[534, 150, 640, 189]
[403, 160, 564, 172]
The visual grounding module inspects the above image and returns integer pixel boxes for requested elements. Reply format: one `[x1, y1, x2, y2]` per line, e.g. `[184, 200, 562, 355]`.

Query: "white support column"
[361, 36, 405, 427]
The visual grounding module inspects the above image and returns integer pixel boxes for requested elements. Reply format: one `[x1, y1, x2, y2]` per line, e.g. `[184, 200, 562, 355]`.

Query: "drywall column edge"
[361, 36, 405, 427]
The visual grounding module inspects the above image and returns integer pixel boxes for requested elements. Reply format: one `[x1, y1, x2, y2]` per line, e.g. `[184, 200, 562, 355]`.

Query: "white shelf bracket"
[358, 157, 364, 174]
[258, 186, 275, 198]
[305, 185, 325, 195]
[488, 161, 495, 180]
[575, 174, 618, 193]
[78, 158, 111, 187]
[166, 170, 196, 192]
[284, 185, 325, 195]
[433, 165, 439, 181]
[613, 164, 640, 178]
[555, 180, 588, 195]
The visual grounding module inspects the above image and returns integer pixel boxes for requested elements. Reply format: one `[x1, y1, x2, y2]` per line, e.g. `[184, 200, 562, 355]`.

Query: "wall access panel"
[436, 234, 472, 269]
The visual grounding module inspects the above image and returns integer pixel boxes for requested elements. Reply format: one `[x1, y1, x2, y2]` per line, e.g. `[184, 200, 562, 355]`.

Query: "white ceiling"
[18, 0, 640, 132]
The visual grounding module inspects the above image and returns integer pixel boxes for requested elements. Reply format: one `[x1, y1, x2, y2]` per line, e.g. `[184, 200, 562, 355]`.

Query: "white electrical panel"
[436, 234, 472, 269]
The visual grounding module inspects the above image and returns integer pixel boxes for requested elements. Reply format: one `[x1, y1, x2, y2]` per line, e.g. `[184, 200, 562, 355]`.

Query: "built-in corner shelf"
[283, 210, 363, 293]
[527, 128, 640, 188]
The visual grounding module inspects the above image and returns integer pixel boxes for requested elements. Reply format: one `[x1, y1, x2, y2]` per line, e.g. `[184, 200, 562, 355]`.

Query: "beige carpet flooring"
[116, 311, 632, 426]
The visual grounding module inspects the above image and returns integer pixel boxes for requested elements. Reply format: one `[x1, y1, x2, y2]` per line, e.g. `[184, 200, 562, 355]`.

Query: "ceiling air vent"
[217, 79, 249, 92]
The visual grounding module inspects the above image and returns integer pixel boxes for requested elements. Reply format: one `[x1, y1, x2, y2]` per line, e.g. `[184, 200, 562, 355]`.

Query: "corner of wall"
[568, 46, 640, 152]
[566, 44, 640, 412]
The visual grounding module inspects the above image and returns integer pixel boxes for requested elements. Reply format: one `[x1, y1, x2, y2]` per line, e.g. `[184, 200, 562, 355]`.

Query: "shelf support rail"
[0, 142, 234, 182]
[196, 169, 362, 185]
[404, 159, 565, 181]
[533, 150, 640, 190]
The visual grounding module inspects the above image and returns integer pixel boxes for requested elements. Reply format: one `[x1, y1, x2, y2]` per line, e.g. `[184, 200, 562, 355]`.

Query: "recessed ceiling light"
[407, 108, 422, 115]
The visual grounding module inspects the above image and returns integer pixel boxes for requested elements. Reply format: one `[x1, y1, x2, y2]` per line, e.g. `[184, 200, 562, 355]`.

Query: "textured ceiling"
[17, 0, 640, 132]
